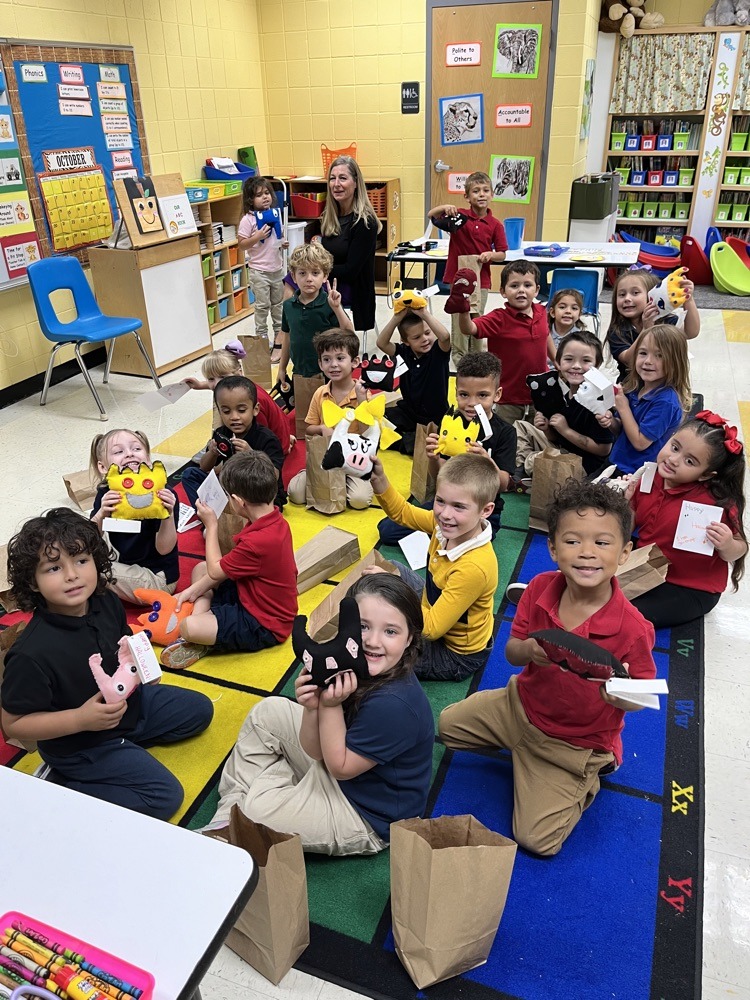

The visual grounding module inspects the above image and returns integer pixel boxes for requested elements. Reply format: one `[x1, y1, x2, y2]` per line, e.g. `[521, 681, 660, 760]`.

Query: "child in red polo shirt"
[450, 260, 550, 425]
[161, 452, 297, 669]
[439, 479, 656, 857]
[429, 171, 507, 366]
[626, 412, 748, 629]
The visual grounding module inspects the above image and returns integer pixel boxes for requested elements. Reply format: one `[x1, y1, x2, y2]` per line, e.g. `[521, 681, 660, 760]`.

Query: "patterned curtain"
[610, 34, 715, 114]
[733, 35, 750, 109]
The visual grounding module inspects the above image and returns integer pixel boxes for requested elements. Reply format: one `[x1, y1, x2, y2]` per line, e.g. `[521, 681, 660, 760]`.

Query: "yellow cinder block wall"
[0, 0, 269, 392]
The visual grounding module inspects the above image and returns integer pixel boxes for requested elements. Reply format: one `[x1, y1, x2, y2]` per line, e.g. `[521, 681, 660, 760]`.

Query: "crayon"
[2, 929, 65, 968]
[12, 921, 85, 964]
[80, 963, 141, 998]
[0, 943, 51, 977]
[84, 971, 137, 1000]
[0, 965, 25, 987]
[0, 953, 46, 986]
[0, 985, 11, 999]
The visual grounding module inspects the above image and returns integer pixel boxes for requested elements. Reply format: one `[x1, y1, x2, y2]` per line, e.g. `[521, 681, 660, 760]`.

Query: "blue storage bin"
[218, 298, 229, 319]
[663, 171, 679, 186]
[630, 170, 647, 186]
[656, 134, 673, 150]
[186, 187, 208, 203]
[203, 162, 255, 182]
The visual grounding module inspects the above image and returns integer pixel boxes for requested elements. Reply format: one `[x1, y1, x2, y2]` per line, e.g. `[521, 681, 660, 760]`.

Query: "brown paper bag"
[206, 806, 309, 985]
[293, 372, 325, 439]
[528, 448, 584, 532]
[304, 434, 346, 515]
[62, 469, 98, 511]
[0, 621, 36, 752]
[0, 544, 18, 614]
[295, 526, 361, 594]
[217, 508, 245, 556]
[307, 548, 398, 641]
[409, 422, 438, 504]
[239, 335, 272, 391]
[616, 543, 670, 600]
[457, 254, 482, 313]
[390, 815, 517, 989]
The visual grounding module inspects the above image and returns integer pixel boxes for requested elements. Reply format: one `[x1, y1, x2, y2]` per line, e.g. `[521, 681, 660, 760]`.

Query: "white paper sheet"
[139, 382, 191, 411]
[177, 502, 201, 533]
[605, 677, 668, 711]
[102, 517, 140, 533]
[197, 468, 228, 519]
[398, 531, 430, 571]
[673, 500, 723, 556]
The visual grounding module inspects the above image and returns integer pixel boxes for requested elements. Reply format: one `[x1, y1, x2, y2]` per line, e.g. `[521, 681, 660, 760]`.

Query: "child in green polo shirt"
[278, 244, 355, 436]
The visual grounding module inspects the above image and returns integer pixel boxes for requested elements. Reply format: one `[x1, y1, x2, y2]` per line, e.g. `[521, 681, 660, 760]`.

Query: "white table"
[0, 766, 257, 1000]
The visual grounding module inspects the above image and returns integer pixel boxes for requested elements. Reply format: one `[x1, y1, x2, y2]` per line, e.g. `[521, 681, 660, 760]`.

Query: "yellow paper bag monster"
[107, 461, 169, 520]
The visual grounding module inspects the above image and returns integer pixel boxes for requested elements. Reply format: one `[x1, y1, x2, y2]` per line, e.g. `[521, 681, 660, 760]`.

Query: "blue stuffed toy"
[254, 208, 283, 243]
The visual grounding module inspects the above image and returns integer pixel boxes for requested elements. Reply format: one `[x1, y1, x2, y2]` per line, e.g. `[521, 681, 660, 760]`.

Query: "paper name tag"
[394, 358, 409, 379]
[102, 517, 141, 533]
[673, 500, 723, 556]
[177, 502, 201, 533]
[476, 405, 492, 441]
[605, 677, 668, 711]
[197, 468, 229, 518]
[125, 632, 162, 684]
[398, 531, 430, 570]
[422, 284, 439, 297]
[638, 462, 657, 493]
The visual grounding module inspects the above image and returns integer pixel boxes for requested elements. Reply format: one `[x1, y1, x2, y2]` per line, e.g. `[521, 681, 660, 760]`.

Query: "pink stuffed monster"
[89, 636, 140, 704]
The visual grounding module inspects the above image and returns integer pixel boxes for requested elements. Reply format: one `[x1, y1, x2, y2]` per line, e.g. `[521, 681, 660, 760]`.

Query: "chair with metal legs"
[27, 255, 161, 420]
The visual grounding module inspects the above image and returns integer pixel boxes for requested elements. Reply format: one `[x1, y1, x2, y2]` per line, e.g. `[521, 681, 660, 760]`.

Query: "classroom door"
[427, 0, 554, 239]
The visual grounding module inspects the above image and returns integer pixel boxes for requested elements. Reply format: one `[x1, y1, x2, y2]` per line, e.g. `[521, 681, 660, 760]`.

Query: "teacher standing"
[319, 156, 381, 334]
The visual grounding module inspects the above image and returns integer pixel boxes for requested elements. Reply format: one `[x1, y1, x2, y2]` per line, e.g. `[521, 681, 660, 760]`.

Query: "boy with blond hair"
[429, 170, 508, 364]
[368, 452, 499, 681]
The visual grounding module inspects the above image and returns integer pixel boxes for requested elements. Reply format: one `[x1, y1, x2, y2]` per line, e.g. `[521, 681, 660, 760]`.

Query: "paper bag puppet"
[89, 636, 141, 704]
[526, 371, 567, 419]
[123, 176, 164, 235]
[107, 461, 169, 520]
[131, 589, 194, 645]
[530, 629, 629, 681]
[293, 596, 369, 687]
[434, 405, 481, 457]
[647, 267, 688, 319]
[576, 368, 616, 417]
[321, 394, 400, 479]
[444, 268, 477, 314]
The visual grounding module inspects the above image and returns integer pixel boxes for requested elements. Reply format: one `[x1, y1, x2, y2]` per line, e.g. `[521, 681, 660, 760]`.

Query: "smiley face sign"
[123, 176, 164, 235]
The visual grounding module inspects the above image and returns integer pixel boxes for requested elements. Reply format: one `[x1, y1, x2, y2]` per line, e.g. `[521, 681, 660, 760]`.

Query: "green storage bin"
[658, 203, 675, 219]
[615, 167, 630, 186]
[617, 198, 626, 217]
[569, 175, 620, 219]
[673, 132, 691, 150]
[678, 168, 695, 187]
[611, 132, 626, 151]
[731, 132, 748, 151]
[201, 256, 210, 278]
[626, 200, 644, 219]
[644, 200, 659, 219]
[207, 304, 216, 324]
[740, 168, 750, 186]
[223, 180, 243, 195]
[716, 202, 732, 221]
[732, 203, 748, 222]
[675, 203, 690, 220]
[724, 165, 741, 184]
[215, 275, 225, 295]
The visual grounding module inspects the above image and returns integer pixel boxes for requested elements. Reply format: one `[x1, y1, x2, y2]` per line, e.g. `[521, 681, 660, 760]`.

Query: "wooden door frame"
[424, 0, 559, 239]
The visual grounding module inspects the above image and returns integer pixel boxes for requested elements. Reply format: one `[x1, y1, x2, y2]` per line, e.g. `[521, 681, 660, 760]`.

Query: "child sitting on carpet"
[210, 573, 434, 855]
[1, 508, 213, 819]
[90, 428, 179, 605]
[181, 375, 286, 512]
[182, 341, 292, 454]
[368, 452, 499, 682]
[625, 411, 747, 629]
[287, 328, 373, 511]
[161, 452, 297, 669]
[439, 479, 656, 857]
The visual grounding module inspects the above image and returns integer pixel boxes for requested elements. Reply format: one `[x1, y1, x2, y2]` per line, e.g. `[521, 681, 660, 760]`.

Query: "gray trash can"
[568, 173, 620, 241]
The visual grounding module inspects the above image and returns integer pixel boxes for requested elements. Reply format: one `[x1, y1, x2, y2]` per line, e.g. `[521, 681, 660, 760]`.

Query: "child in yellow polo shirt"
[367, 453, 499, 681]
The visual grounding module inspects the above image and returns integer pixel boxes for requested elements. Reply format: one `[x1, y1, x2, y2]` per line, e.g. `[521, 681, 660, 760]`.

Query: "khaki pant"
[287, 469, 373, 511]
[495, 403, 536, 426]
[450, 287, 489, 366]
[514, 418, 549, 474]
[439, 674, 614, 857]
[109, 562, 177, 604]
[215, 697, 387, 855]
[248, 266, 284, 342]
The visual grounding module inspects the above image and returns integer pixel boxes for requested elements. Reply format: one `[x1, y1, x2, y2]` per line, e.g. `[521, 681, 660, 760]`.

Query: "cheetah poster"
[490, 154, 535, 204]
[439, 93, 484, 146]
[492, 24, 542, 79]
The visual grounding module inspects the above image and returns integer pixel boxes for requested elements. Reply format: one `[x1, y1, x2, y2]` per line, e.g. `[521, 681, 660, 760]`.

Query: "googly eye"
[148, 612, 159, 622]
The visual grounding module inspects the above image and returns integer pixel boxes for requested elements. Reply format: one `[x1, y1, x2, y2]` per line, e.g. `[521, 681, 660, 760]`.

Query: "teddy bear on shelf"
[600, 0, 665, 37]
[704, 0, 750, 26]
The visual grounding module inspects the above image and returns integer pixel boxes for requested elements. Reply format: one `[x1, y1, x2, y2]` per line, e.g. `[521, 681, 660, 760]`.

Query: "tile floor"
[1, 294, 747, 1000]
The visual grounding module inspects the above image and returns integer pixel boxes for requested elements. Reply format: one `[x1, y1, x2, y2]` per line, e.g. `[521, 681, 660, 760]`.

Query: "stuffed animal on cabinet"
[599, 0, 665, 36]
[704, 0, 750, 26]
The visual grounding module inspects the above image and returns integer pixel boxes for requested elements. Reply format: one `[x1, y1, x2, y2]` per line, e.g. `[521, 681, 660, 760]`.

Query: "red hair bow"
[695, 410, 744, 455]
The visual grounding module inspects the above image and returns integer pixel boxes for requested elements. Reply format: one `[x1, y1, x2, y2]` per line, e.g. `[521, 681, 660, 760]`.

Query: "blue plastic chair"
[547, 267, 601, 336]
[704, 226, 722, 257]
[27, 256, 161, 420]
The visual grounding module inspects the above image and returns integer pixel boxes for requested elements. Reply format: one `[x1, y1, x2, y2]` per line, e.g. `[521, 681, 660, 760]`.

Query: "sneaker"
[160, 639, 210, 669]
[33, 762, 53, 781]
[505, 582, 528, 605]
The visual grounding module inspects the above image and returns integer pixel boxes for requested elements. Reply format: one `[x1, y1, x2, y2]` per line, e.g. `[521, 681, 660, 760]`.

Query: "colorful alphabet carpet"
[0, 436, 703, 1000]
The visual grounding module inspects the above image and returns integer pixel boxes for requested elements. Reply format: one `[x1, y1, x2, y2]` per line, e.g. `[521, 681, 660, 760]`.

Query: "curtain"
[733, 35, 750, 109]
[610, 34, 715, 114]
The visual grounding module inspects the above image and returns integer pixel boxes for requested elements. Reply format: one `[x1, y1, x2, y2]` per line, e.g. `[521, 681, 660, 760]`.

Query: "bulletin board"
[0, 39, 150, 289]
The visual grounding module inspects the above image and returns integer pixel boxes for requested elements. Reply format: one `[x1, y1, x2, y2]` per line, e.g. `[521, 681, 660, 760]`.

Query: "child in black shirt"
[0, 509, 213, 820]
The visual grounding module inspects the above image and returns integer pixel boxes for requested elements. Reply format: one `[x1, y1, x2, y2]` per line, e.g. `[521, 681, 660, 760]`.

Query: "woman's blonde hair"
[622, 324, 691, 409]
[202, 349, 243, 381]
[89, 428, 151, 482]
[320, 156, 381, 237]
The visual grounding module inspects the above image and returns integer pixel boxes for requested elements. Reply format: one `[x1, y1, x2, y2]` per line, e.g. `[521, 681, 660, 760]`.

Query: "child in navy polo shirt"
[429, 171, 507, 365]
[450, 260, 549, 425]
[376, 306, 451, 455]
[161, 452, 297, 669]
[439, 479, 656, 857]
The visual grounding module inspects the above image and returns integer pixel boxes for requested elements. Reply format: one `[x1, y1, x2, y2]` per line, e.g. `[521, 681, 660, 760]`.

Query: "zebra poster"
[489, 154, 535, 204]
[492, 24, 542, 79]
[439, 94, 484, 146]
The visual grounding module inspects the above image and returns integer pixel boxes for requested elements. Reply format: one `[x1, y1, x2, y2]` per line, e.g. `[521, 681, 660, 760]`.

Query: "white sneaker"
[505, 582, 528, 605]
[33, 762, 52, 781]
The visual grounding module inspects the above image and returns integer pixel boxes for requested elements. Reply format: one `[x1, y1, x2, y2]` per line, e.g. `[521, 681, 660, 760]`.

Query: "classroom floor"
[1, 293, 748, 1000]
